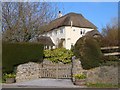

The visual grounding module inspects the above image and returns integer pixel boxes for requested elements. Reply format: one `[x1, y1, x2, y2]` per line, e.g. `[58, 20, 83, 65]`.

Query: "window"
[55, 30, 57, 35]
[50, 32, 52, 36]
[60, 29, 64, 33]
[80, 29, 85, 35]
[80, 30, 82, 35]
[83, 30, 85, 34]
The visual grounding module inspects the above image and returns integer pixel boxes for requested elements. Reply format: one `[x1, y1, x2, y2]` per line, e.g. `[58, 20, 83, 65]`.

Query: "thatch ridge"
[40, 12, 97, 33]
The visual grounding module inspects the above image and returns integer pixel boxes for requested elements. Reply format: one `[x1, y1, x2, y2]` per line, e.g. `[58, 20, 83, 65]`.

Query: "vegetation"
[2, 2, 58, 42]
[101, 17, 118, 47]
[74, 73, 86, 79]
[44, 48, 74, 64]
[73, 36, 104, 70]
[2, 42, 43, 73]
[86, 83, 119, 88]
[4, 73, 16, 78]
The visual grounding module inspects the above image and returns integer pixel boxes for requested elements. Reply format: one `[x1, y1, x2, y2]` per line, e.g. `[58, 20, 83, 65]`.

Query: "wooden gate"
[40, 60, 72, 79]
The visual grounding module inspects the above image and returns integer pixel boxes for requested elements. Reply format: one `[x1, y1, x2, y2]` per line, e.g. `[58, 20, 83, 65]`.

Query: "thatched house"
[39, 12, 98, 49]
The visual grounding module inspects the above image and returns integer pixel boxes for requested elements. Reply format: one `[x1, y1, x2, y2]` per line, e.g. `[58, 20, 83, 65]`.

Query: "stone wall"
[16, 62, 42, 82]
[72, 59, 118, 85]
[71, 59, 87, 82]
[16, 60, 72, 82]
[87, 66, 118, 85]
[16, 59, 118, 85]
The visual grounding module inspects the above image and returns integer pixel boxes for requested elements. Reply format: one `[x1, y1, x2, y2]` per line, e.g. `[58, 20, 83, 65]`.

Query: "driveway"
[2, 78, 86, 88]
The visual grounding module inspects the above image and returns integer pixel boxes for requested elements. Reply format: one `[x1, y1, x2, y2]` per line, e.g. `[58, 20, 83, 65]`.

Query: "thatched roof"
[40, 12, 97, 33]
[32, 36, 55, 46]
[85, 30, 102, 37]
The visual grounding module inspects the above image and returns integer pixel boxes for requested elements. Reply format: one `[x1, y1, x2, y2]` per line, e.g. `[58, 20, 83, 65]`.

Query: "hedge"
[73, 36, 104, 70]
[2, 42, 43, 73]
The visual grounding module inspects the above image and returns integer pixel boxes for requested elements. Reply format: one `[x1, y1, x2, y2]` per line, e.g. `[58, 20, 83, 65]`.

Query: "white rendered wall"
[65, 26, 94, 49]
[42, 26, 66, 48]
[42, 26, 94, 49]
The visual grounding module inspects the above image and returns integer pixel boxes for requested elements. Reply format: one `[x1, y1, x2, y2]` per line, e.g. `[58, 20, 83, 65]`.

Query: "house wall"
[42, 26, 94, 49]
[65, 26, 94, 49]
[42, 26, 66, 48]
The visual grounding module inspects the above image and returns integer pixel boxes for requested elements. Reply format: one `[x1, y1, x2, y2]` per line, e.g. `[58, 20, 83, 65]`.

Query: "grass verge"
[86, 83, 119, 88]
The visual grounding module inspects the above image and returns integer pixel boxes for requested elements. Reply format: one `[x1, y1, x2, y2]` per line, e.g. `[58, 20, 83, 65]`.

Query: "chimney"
[58, 11, 62, 18]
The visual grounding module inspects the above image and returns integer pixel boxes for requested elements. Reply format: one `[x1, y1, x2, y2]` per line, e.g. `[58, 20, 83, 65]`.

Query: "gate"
[40, 60, 72, 79]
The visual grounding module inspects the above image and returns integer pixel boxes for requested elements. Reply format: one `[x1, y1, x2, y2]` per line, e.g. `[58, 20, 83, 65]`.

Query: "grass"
[86, 83, 119, 88]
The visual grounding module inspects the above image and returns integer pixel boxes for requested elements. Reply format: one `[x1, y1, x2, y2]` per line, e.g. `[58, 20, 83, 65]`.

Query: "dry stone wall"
[87, 66, 118, 85]
[16, 62, 42, 82]
[16, 59, 118, 85]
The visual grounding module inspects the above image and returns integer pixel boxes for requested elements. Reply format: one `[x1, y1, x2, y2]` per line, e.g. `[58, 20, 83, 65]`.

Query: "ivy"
[44, 48, 74, 64]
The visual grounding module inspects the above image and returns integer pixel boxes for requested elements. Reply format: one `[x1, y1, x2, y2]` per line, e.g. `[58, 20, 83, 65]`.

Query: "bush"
[4, 73, 16, 78]
[44, 48, 73, 64]
[2, 42, 43, 73]
[74, 73, 86, 79]
[73, 36, 104, 70]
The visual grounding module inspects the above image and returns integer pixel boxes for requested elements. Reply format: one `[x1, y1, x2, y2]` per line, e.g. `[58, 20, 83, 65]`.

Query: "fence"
[101, 46, 120, 56]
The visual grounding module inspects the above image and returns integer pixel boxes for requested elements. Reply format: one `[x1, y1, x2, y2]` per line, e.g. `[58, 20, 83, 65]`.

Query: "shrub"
[73, 36, 104, 70]
[2, 42, 43, 73]
[4, 73, 16, 78]
[44, 48, 73, 64]
[74, 73, 86, 79]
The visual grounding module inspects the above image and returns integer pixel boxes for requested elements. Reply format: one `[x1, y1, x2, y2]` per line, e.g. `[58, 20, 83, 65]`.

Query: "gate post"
[56, 63, 58, 79]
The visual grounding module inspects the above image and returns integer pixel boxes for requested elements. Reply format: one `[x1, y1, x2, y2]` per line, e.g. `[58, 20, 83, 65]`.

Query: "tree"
[101, 17, 118, 46]
[2, 2, 58, 42]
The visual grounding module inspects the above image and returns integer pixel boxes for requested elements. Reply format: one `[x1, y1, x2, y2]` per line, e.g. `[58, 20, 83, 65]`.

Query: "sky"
[56, 2, 118, 32]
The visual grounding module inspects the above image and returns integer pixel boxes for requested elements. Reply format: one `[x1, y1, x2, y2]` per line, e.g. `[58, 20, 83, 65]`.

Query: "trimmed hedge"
[73, 36, 104, 70]
[2, 42, 43, 73]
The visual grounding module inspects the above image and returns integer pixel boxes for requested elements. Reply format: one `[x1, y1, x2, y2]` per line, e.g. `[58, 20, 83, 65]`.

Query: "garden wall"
[16, 60, 72, 82]
[15, 59, 118, 85]
[87, 66, 118, 85]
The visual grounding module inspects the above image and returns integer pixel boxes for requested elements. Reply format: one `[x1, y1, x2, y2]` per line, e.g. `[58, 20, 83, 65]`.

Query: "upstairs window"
[50, 32, 52, 36]
[80, 30, 82, 35]
[60, 29, 64, 33]
[73, 29, 75, 31]
[80, 29, 86, 35]
[55, 30, 57, 35]
[83, 30, 85, 34]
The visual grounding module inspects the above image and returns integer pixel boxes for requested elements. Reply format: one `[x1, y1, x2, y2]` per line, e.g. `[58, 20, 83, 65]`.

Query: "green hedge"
[73, 36, 104, 70]
[2, 42, 43, 73]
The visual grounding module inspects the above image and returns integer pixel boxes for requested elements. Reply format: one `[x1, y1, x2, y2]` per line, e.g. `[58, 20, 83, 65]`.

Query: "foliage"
[4, 73, 16, 78]
[2, 42, 43, 73]
[74, 73, 86, 79]
[73, 36, 104, 70]
[101, 17, 118, 47]
[44, 48, 74, 64]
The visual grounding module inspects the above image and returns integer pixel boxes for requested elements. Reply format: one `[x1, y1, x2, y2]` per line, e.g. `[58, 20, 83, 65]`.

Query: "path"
[2, 78, 87, 88]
